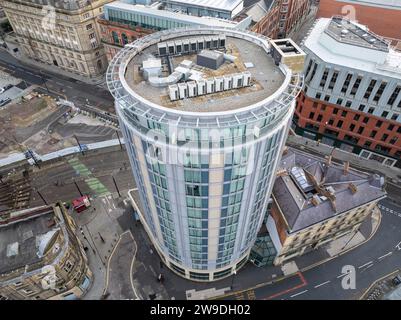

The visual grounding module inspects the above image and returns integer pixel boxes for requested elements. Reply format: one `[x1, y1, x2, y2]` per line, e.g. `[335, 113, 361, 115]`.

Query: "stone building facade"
[0, 203, 92, 300]
[1, 0, 114, 78]
[266, 148, 386, 265]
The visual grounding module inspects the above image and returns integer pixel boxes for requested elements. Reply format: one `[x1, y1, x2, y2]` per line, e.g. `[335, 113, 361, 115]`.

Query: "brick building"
[98, 1, 252, 62]
[98, 17, 154, 63]
[250, 0, 311, 39]
[317, 0, 401, 46]
[294, 17, 401, 168]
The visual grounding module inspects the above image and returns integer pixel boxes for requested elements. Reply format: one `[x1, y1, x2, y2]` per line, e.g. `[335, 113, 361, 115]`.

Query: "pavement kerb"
[102, 230, 141, 300]
[211, 210, 382, 300]
[102, 230, 125, 297]
[128, 230, 142, 300]
[2, 50, 105, 86]
[359, 269, 400, 300]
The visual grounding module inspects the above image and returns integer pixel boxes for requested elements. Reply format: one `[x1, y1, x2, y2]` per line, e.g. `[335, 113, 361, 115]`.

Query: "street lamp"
[39, 70, 50, 94]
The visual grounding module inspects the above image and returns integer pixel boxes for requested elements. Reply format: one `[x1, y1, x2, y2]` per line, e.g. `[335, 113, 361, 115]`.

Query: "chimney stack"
[326, 155, 332, 166]
[344, 161, 350, 175]
[348, 183, 358, 194]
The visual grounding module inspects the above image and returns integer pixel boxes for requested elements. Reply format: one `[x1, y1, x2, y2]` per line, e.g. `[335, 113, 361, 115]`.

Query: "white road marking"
[396, 241, 401, 251]
[337, 273, 347, 279]
[314, 281, 330, 288]
[378, 252, 393, 260]
[379, 205, 401, 218]
[290, 290, 308, 298]
[358, 261, 374, 269]
[149, 265, 156, 277]
[361, 264, 374, 272]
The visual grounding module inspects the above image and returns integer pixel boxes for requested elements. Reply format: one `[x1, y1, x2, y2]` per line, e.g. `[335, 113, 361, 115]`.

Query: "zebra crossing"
[378, 204, 401, 218]
[235, 290, 256, 300]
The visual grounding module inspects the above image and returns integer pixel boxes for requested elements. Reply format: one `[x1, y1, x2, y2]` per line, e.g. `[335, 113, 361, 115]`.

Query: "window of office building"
[388, 86, 401, 106]
[341, 73, 352, 94]
[320, 68, 329, 88]
[328, 71, 339, 90]
[213, 268, 232, 280]
[121, 33, 128, 45]
[364, 79, 377, 100]
[189, 271, 210, 281]
[350, 76, 362, 96]
[304, 59, 313, 79]
[111, 31, 119, 44]
[373, 82, 387, 102]
[308, 63, 318, 83]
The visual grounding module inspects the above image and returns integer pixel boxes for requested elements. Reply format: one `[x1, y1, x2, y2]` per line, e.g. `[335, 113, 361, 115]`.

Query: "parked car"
[0, 88, 5, 94]
[392, 275, 401, 287]
[0, 98, 11, 106]
[3, 84, 13, 91]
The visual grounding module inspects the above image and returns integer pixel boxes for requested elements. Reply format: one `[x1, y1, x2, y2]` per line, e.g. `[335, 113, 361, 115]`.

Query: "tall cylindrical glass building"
[107, 27, 304, 282]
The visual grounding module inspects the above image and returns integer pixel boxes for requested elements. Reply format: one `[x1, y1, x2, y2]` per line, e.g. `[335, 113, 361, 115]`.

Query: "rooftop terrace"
[125, 35, 285, 112]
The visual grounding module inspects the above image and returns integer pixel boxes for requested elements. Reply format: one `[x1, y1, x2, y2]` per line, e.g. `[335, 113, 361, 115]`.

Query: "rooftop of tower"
[124, 34, 286, 113]
[303, 17, 401, 79]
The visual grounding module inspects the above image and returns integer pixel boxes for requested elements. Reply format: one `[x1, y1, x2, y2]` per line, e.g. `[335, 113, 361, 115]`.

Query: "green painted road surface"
[68, 158, 110, 197]
[85, 177, 109, 197]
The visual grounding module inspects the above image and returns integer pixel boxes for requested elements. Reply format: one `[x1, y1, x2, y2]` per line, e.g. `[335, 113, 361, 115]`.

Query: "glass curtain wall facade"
[107, 27, 303, 282]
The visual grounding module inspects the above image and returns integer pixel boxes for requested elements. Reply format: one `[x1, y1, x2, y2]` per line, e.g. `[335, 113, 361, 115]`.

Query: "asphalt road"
[15, 145, 401, 300]
[220, 198, 401, 300]
[0, 50, 114, 113]
[29, 149, 135, 207]
[105, 231, 139, 300]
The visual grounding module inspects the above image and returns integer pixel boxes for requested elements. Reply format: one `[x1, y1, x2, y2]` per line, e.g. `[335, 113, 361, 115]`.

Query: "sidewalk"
[361, 269, 401, 300]
[71, 195, 126, 300]
[295, 207, 380, 272]
[1, 44, 106, 87]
